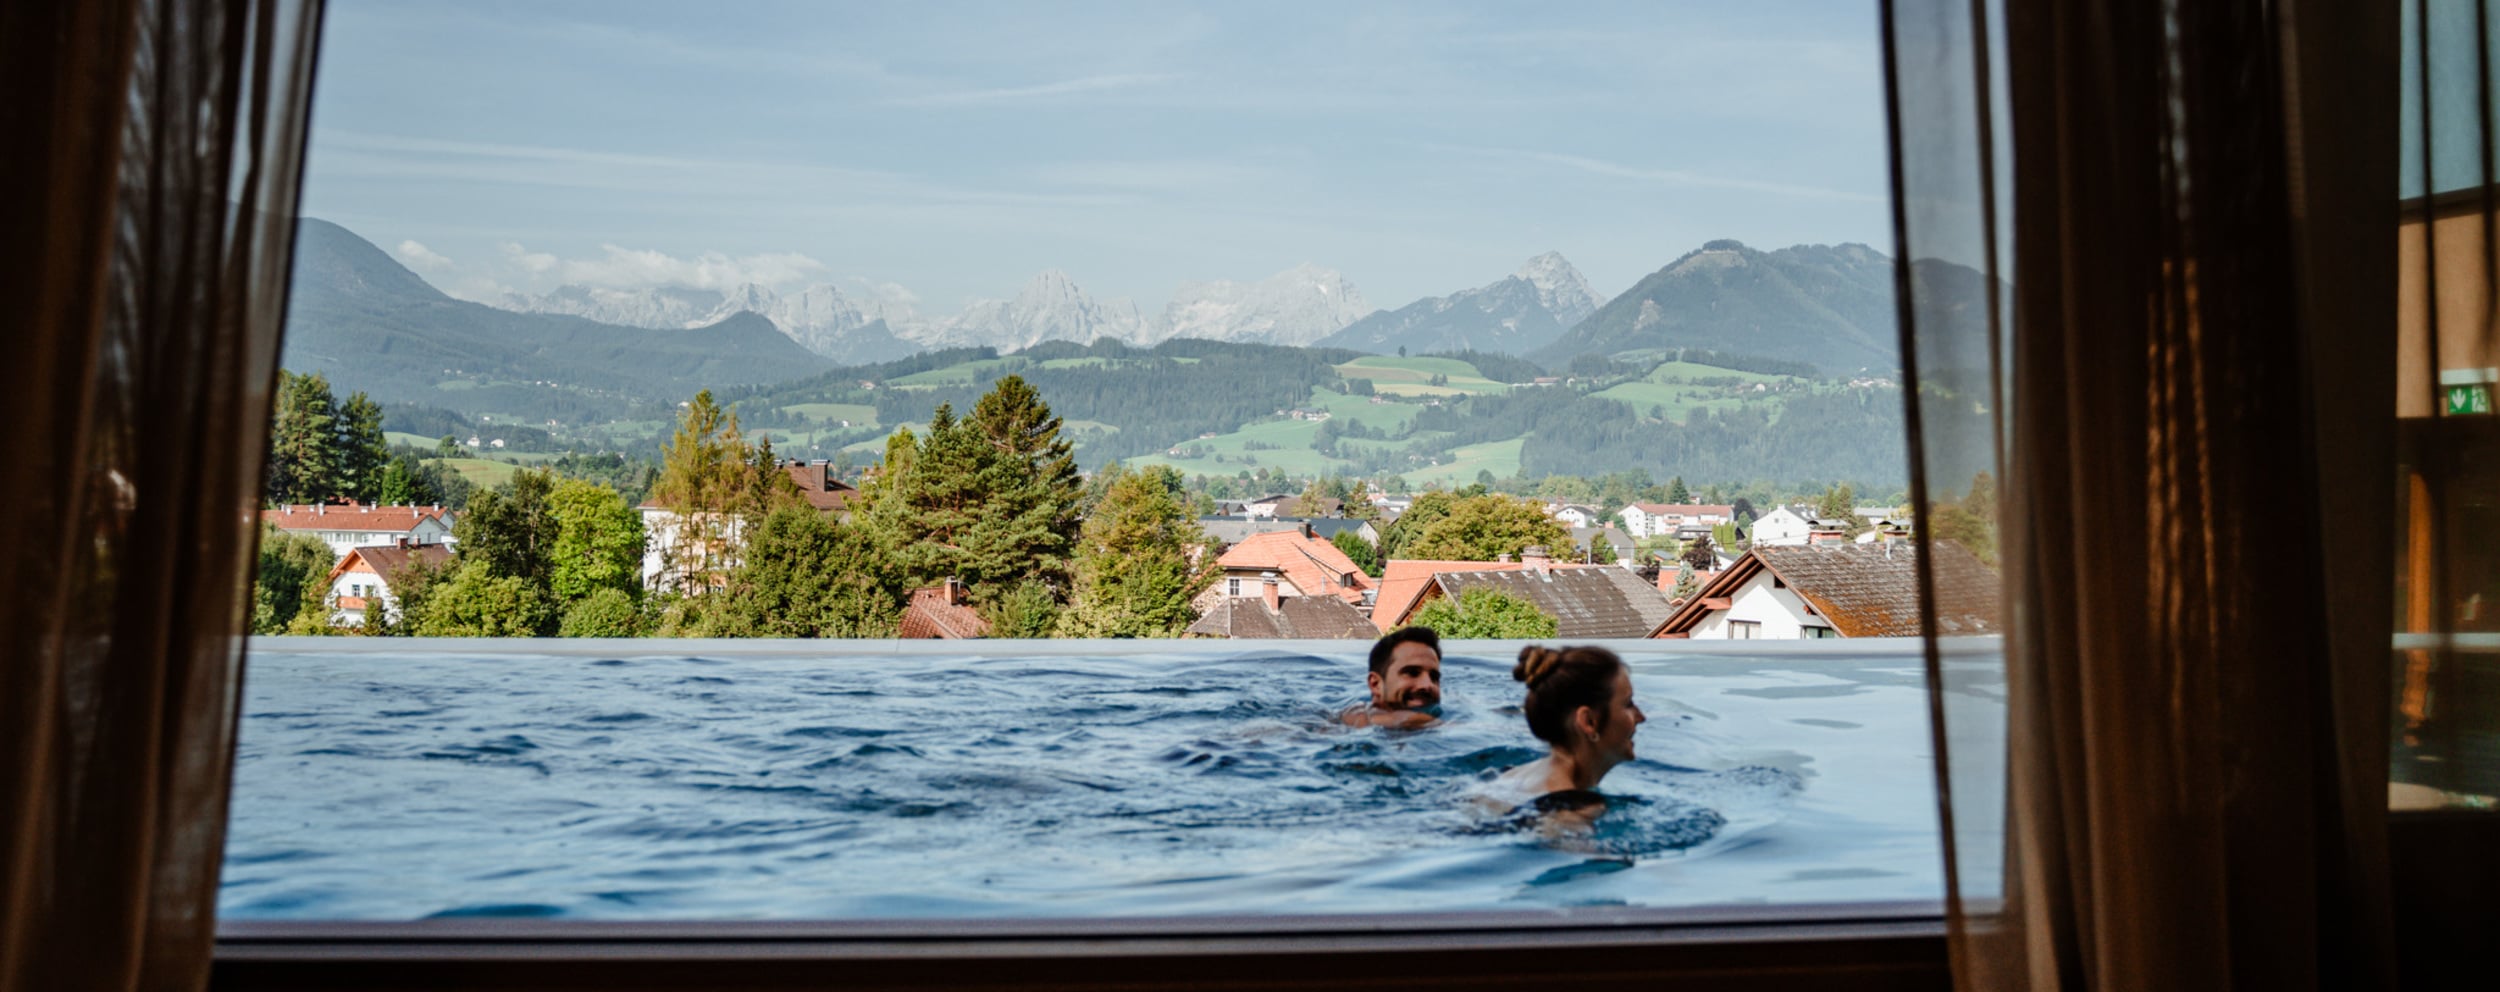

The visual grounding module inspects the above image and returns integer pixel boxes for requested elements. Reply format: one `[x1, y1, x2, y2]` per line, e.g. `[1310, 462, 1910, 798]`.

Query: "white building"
[323, 542, 454, 626]
[1548, 503, 1603, 528]
[1750, 506, 1813, 546]
[262, 503, 455, 560]
[1618, 503, 1735, 539]
[1652, 542, 2000, 640]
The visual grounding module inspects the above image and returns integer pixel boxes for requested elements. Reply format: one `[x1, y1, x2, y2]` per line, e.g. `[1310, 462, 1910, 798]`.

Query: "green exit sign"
[2448, 384, 2493, 416]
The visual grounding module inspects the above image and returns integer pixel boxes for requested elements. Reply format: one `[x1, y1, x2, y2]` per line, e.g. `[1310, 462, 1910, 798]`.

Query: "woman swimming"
[1484, 645, 1647, 826]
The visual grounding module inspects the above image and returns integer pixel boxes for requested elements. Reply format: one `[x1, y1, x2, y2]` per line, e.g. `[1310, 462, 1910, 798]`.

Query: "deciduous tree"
[1400, 494, 1571, 562]
[1057, 463, 1212, 638]
[547, 478, 646, 603]
[1409, 587, 1557, 639]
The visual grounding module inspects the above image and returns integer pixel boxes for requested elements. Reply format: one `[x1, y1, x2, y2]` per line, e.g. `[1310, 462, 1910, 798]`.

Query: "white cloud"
[499, 242, 557, 274]
[393, 240, 455, 272]
[542, 243, 830, 291]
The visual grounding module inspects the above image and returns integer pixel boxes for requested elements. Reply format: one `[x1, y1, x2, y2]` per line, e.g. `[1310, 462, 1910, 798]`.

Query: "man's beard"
[1393, 689, 1440, 710]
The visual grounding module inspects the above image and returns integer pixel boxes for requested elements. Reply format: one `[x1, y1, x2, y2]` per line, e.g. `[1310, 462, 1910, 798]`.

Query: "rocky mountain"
[1529, 240, 1920, 375]
[1316, 252, 1599, 356]
[281, 218, 834, 421]
[926, 269, 1151, 351]
[1155, 264, 1374, 346]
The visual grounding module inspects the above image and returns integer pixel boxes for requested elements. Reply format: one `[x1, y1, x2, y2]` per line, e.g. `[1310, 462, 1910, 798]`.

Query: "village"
[263, 369, 2000, 639]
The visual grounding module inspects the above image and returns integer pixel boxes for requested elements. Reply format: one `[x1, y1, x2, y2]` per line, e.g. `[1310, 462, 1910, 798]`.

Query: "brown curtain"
[0, 0, 324, 989]
[1886, 0, 2400, 988]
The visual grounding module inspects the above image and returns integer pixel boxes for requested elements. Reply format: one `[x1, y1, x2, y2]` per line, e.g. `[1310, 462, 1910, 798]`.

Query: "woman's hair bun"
[1513, 645, 1563, 687]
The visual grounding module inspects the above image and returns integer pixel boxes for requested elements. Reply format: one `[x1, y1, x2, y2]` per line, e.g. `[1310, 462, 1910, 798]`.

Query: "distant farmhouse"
[1652, 542, 1999, 639]
[262, 502, 454, 560]
[638, 459, 858, 592]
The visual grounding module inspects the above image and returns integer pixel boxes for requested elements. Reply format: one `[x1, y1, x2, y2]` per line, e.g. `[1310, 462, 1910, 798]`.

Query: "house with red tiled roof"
[321, 541, 454, 626]
[899, 580, 989, 639]
[1195, 526, 1371, 612]
[262, 502, 454, 560]
[1185, 577, 1378, 639]
[1651, 541, 2000, 639]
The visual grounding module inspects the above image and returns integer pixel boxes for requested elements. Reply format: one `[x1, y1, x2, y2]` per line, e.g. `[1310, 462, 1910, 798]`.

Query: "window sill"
[214, 903, 1949, 990]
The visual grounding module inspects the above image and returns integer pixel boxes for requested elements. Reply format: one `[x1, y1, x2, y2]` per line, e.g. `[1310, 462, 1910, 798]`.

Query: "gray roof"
[1427, 567, 1677, 639]
[1198, 516, 1374, 547]
[1186, 595, 1379, 639]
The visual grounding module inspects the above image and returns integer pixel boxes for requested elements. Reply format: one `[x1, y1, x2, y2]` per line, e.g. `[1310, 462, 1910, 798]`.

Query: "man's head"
[1367, 627, 1443, 710]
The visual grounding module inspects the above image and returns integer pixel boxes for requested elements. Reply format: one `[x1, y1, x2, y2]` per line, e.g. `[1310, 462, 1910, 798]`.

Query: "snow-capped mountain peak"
[1511, 251, 1601, 329]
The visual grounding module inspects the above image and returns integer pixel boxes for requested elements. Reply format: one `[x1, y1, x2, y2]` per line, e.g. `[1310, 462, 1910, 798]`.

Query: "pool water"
[219, 641, 1960, 920]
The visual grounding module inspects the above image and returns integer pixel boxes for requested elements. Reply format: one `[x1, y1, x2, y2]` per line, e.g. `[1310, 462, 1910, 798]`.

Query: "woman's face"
[1591, 670, 1645, 764]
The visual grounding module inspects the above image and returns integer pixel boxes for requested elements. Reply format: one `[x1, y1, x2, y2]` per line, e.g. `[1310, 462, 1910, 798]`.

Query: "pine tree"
[652, 390, 746, 596]
[701, 506, 905, 637]
[266, 370, 340, 504]
[337, 390, 388, 503]
[1666, 475, 1691, 504]
[1057, 463, 1212, 637]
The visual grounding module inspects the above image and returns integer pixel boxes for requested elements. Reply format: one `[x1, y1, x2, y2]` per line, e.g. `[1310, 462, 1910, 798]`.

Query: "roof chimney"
[1521, 545, 1551, 575]
[944, 577, 966, 606]
[1301, 520, 1314, 540]
[1496, 551, 1512, 563]
[1262, 571, 1280, 611]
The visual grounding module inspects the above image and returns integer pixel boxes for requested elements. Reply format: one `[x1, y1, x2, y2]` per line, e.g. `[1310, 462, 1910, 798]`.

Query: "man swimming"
[1341, 626, 1443, 728]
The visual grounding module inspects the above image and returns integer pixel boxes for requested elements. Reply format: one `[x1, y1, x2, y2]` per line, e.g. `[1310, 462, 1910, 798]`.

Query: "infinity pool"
[219, 639, 1974, 921]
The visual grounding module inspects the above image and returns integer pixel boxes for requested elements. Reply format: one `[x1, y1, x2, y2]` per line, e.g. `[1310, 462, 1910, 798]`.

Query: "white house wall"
[1685, 572, 1835, 639]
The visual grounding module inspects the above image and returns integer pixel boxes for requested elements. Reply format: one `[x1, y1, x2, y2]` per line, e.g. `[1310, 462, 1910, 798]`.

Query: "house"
[898, 580, 989, 639]
[780, 459, 860, 515]
[1617, 502, 1735, 539]
[1651, 541, 2000, 640]
[1239, 495, 1294, 519]
[1547, 502, 1604, 528]
[321, 541, 453, 626]
[1184, 577, 1377, 638]
[1371, 550, 1621, 633]
[1385, 547, 1677, 638]
[262, 502, 455, 560]
[1197, 528, 1372, 611]
[1750, 505, 1814, 546]
[1568, 524, 1639, 564]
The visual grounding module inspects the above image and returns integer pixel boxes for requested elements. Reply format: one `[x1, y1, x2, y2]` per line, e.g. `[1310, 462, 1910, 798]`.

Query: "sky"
[301, 0, 1892, 315]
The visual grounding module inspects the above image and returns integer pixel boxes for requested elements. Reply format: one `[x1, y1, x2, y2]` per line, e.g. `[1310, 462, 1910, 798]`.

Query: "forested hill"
[1529, 241, 1915, 374]
[280, 218, 834, 422]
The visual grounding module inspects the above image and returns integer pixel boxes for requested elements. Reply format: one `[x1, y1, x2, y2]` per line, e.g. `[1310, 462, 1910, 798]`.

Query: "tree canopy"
[1409, 587, 1557, 639]
[1399, 494, 1572, 562]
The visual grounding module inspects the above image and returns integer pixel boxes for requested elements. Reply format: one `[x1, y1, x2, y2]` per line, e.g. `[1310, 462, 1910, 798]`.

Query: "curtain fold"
[0, 1, 324, 989]
[1886, 0, 2399, 988]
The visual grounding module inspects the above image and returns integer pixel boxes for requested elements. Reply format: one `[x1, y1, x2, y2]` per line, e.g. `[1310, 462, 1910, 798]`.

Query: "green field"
[1593, 361, 1811, 422]
[427, 457, 521, 488]
[889, 358, 1015, 387]
[1304, 386, 1422, 432]
[783, 403, 878, 427]
[1401, 437, 1528, 486]
[1124, 415, 1362, 477]
[1333, 356, 1509, 397]
[385, 431, 442, 449]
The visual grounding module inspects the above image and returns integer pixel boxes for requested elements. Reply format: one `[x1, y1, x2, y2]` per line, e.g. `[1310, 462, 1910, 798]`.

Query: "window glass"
[2395, 0, 2500, 812]
[228, 0, 1981, 924]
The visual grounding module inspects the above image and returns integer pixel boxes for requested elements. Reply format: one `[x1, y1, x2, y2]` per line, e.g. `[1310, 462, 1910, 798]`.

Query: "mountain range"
[281, 218, 834, 420]
[1315, 251, 1600, 356]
